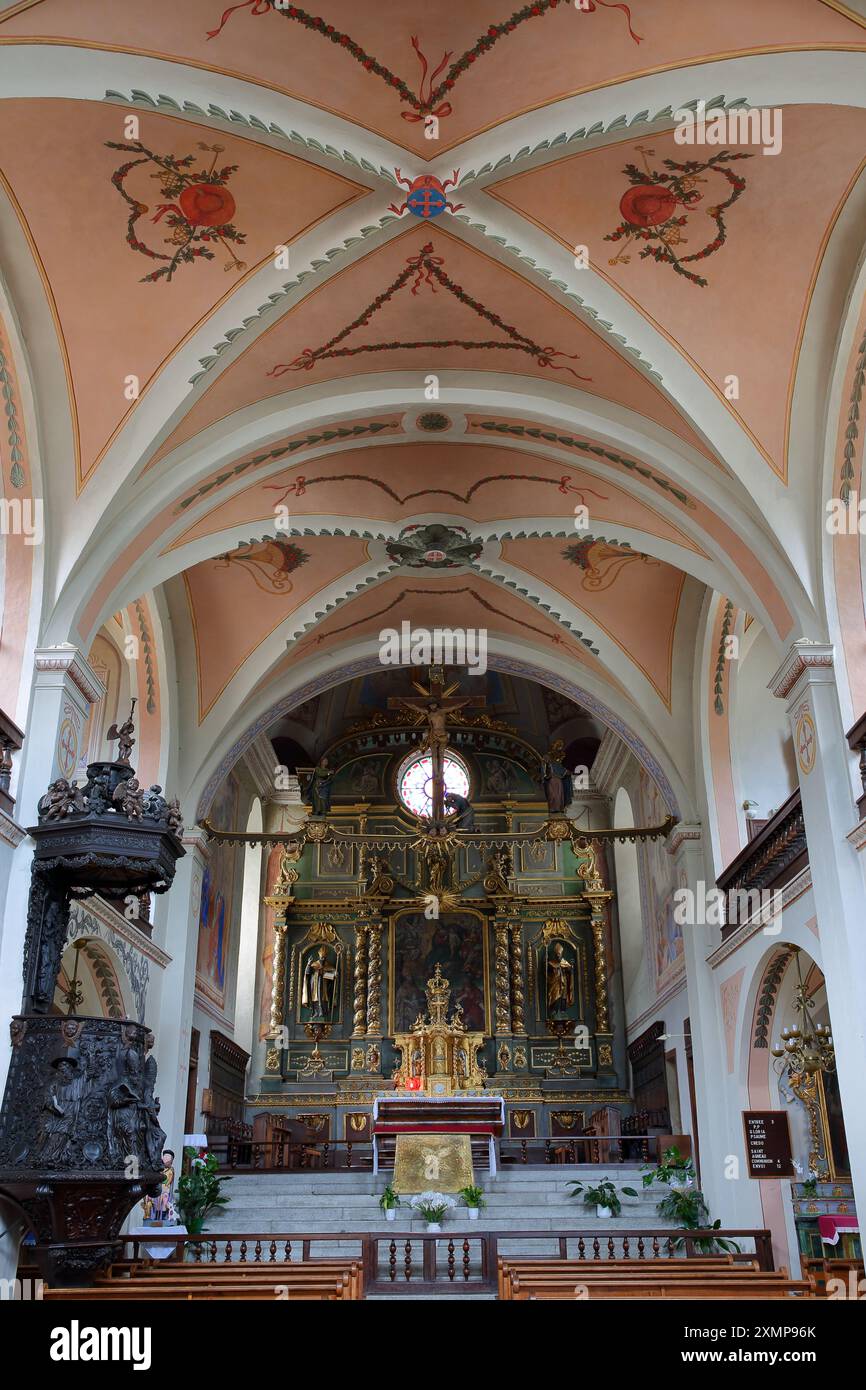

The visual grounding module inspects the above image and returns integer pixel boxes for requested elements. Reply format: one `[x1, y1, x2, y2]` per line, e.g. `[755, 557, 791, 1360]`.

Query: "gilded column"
[509, 915, 526, 1035]
[493, 917, 512, 1036]
[353, 922, 369, 1036]
[365, 918, 383, 1036]
[588, 903, 610, 1034]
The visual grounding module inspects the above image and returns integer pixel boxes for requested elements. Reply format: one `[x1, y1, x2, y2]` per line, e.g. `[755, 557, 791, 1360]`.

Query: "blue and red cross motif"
[389, 170, 464, 220]
[407, 183, 448, 219]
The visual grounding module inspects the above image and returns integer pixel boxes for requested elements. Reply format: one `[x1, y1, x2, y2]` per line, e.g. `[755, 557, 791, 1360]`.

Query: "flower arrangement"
[175, 1147, 231, 1235]
[408, 1191, 457, 1227]
[567, 1178, 637, 1218]
[642, 1145, 695, 1189]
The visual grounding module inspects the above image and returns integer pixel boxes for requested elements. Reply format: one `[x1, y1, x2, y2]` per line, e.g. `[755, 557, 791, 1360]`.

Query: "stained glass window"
[397, 751, 470, 819]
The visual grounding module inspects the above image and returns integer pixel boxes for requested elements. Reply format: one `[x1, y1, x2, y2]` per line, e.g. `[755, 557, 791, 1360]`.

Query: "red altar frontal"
[372, 1095, 505, 1174]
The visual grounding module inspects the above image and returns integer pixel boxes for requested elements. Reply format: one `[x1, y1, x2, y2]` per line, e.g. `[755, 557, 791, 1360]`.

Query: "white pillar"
[769, 640, 866, 1218]
[149, 828, 209, 1153]
[668, 824, 759, 1227]
[0, 646, 104, 1094]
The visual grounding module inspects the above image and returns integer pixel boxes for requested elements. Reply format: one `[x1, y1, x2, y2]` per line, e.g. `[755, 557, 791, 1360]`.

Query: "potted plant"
[567, 1177, 637, 1219]
[655, 1186, 740, 1254]
[175, 1147, 231, 1236]
[459, 1185, 486, 1221]
[408, 1191, 456, 1232]
[642, 1145, 695, 1191]
[379, 1184, 400, 1222]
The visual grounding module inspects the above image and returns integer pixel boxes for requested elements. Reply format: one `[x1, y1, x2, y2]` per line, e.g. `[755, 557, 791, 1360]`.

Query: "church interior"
[0, 0, 865, 1330]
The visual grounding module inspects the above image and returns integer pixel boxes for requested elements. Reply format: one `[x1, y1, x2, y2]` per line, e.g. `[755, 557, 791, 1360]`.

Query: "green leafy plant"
[656, 1186, 740, 1254]
[175, 1147, 231, 1233]
[379, 1183, 400, 1211]
[800, 1177, 818, 1198]
[459, 1185, 486, 1209]
[642, 1144, 695, 1188]
[567, 1178, 638, 1218]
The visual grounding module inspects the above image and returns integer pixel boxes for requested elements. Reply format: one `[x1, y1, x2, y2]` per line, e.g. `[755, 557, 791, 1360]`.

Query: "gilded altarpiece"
[250, 699, 631, 1140]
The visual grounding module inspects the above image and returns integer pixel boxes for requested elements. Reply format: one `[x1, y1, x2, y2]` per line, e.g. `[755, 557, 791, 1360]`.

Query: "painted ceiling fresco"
[0, 0, 863, 750]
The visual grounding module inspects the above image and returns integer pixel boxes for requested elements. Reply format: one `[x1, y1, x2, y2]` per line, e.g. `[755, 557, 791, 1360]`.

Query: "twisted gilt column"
[586, 896, 612, 1035]
[509, 917, 526, 1035]
[352, 923, 369, 1036]
[365, 919, 383, 1035]
[493, 918, 512, 1035]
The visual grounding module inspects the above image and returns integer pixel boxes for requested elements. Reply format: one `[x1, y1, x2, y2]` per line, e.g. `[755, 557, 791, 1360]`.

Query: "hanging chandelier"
[770, 949, 835, 1077]
[770, 948, 834, 1177]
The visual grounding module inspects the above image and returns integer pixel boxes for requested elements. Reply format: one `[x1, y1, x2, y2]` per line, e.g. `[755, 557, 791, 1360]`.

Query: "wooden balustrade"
[123, 1228, 775, 1296]
[716, 789, 807, 938]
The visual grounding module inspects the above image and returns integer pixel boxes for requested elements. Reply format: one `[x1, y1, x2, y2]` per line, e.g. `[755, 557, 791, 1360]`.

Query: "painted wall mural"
[108, 139, 247, 283]
[196, 775, 240, 1010]
[605, 147, 752, 287]
[206, 2, 642, 125]
[267, 243, 592, 381]
[637, 768, 684, 994]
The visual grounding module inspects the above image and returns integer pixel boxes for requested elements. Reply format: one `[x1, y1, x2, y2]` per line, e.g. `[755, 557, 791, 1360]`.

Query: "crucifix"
[388, 666, 485, 824]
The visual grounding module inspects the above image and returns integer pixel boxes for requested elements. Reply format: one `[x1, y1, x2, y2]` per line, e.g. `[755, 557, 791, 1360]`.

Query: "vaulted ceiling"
[1, 0, 864, 806]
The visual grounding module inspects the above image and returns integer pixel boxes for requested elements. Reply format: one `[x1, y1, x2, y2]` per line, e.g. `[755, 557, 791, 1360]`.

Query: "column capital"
[33, 643, 106, 705]
[769, 639, 835, 703]
[181, 826, 211, 861]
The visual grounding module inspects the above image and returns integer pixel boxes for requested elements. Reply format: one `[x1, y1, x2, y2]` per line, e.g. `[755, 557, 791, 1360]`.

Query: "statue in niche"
[444, 791, 474, 831]
[546, 941, 575, 1018]
[300, 757, 334, 817]
[539, 740, 573, 815]
[301, 943, 338, 1022]
[34, 1054, 87, 1165]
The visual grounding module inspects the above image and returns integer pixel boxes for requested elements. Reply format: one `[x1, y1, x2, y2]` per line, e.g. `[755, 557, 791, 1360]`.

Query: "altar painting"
[390, 910, 489, 1034]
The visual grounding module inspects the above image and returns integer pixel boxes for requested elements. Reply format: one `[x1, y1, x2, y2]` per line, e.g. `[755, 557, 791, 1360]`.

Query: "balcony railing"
[716, 788, 806, 939]
[0, 707, 24, 817]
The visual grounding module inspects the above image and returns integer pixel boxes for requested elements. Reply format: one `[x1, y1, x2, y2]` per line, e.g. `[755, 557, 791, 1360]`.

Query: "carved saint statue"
[539, 740, 573, 815]
[546, 941, 575, 1018]
[301, 944, 338, 1021]
[444, 791, 474, 831]
[34, 1055, 87, 1165]
[108, 1047, 147, 1163]
[301, 758, 334, 817]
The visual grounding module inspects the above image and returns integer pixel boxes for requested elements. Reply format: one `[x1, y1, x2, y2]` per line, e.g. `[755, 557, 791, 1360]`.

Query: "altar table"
[371, 1094, 505, 1175]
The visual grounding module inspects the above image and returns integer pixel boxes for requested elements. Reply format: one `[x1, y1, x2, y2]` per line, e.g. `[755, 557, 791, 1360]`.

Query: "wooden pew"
[44, 1281, 346, 1301]
[109, 1259, 364, 1300]
[497, 1255, 746, 1299]
[502, 1265, 810, 1300]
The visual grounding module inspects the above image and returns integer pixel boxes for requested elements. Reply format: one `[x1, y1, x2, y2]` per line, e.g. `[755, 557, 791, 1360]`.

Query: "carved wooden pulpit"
[392, 964, 486, 1095]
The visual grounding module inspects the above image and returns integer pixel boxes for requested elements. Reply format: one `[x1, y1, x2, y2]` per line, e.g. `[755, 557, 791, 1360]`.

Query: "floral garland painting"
[107, 140, 247, 283]
[605, 146, 752, 287]
[206, 2, 642, 125]
[268, 243, 592, 382]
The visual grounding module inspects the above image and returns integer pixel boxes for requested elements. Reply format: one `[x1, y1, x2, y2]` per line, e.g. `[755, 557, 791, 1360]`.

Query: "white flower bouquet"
[409, 1191, 457, 1224]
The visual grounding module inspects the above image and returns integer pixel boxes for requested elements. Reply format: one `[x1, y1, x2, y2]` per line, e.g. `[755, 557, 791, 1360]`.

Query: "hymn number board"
[742, 1110, 795, 1179]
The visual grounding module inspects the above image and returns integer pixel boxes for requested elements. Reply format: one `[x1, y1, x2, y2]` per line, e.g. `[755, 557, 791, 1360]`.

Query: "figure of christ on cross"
[388, 667, 485, 825]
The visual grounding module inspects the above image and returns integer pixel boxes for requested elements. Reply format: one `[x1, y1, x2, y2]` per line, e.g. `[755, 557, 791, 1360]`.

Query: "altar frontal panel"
[393, 1134, 474, 1194]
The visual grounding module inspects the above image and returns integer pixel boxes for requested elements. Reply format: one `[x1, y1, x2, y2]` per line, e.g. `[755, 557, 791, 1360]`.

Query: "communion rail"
[124, 1228, 774, 1296]
[220, 1133, 667, 1171]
